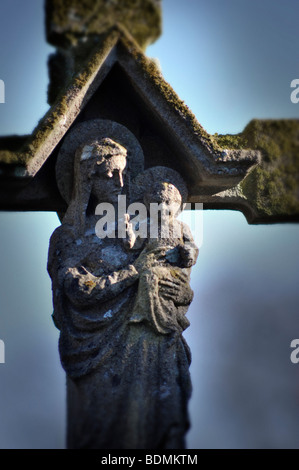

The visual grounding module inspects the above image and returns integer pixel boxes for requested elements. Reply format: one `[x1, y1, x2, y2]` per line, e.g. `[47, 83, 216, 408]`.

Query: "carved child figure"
[49, 120, 199, 449]
[129, 168, 199, 336]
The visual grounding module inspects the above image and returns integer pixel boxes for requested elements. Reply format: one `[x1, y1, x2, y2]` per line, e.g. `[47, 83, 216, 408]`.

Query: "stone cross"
[0, 0, 298, 449]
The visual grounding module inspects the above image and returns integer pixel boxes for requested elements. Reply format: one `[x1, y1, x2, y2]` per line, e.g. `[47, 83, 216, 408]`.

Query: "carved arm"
[63, 264, 139, 307]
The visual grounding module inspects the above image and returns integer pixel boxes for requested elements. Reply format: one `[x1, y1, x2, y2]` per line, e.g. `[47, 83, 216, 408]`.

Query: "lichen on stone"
[46, 0, 162, 50]
[117, 29, 224, 159]
[213, 132, 248, 150]
[0, 135, 29, 166]
[216, 119, 299, 218]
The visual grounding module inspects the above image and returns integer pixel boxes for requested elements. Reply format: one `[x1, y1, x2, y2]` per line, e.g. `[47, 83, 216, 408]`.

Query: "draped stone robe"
[48, 219, 193, 449]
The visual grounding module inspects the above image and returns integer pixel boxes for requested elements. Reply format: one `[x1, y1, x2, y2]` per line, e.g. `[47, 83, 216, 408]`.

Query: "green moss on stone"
[0, 135, 30, 166]
[23, 98, 69, 163]
[0, 150, 21, 165]
[118, 30, 224, 158]
[46, 0, 162, 50]
[72, 30, 119, 89]
[0, 97, 70, 168]
[240, 119, 299, 217]
[213, 120, 299, 218]
[213, 132, 248, 149]
[0, 29, 119, 169]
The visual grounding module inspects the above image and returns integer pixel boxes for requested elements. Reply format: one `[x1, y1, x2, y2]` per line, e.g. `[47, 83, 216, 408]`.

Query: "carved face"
[144, 182, 182, 218]
[91, 154, 127, 204]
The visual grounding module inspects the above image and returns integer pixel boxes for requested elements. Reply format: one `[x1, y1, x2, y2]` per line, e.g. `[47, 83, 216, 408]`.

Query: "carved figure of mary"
[48, 120, 195, 449]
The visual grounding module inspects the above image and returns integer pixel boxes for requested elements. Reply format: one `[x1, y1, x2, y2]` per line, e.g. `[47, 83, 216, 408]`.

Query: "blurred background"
[0, 0, 298, 449]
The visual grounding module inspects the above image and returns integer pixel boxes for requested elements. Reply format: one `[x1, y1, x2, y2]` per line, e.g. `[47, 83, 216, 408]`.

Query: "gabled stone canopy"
[45, 0, 162, 50]
[0, 26, 298, 224]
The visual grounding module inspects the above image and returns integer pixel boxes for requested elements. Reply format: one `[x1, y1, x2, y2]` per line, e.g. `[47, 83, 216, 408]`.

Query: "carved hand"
[179, 243, 199, 268]
[133, 249, 155, 272]
[133, 245, 169, 272]
[158, 270, 194, 306]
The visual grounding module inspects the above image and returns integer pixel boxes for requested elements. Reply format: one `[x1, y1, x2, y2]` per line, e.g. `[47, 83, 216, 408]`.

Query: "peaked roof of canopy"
[0, 25, 297, 224]
[0, 25, 259, 192]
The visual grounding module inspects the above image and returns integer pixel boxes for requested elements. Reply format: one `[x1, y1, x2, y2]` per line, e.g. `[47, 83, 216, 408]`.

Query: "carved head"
[56, 119, 145, 235]
[132, 166, 188, 220]
[80, 137, 127, 204]
[143, 181, 182, 219]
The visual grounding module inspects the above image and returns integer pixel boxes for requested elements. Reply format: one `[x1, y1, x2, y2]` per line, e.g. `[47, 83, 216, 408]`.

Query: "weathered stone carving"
[48, 119, 198, 449]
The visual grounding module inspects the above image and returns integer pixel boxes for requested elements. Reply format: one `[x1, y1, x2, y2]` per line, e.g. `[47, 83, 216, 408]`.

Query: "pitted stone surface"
[46, 0, 162, 49]
[48, 122, 198, 448]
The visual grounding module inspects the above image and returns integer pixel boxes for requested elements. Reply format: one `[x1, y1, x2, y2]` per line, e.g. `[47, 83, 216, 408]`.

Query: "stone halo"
[56, 119, 144, 204]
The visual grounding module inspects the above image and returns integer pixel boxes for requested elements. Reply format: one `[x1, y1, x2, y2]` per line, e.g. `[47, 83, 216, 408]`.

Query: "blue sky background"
[0, 0, 298, 449]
